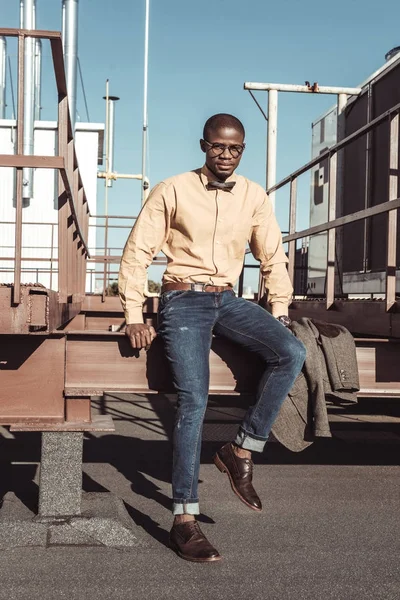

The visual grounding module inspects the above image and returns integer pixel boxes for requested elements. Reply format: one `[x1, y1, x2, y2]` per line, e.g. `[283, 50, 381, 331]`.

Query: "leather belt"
[161, 282, 234, 294]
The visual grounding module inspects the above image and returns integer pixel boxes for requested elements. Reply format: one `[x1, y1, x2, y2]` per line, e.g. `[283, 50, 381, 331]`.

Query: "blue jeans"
[157, 290, 306, 515]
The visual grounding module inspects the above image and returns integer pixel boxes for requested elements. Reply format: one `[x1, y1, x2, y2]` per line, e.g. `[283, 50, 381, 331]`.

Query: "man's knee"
[284, 336, 306, 369]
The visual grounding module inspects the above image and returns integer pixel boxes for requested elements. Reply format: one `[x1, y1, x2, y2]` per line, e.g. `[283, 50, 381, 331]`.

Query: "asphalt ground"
[0, 394, 399, 600]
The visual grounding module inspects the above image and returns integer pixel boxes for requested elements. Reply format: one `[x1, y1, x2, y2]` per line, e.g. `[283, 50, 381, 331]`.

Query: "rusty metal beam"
[0, 286, 82, 334]
[64, 329, 400, 398]
[290, 299, 400, 338]
[0, 335, 65, 423]
[60, 166, 90, 257]
[58, 94, 69, 303]
[0, 28, 62, 39]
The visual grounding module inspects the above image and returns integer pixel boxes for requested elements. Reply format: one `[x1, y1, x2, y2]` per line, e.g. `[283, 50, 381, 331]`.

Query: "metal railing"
[273, 102, 400, 312]
[0, 214, 263, 300]
[0, 28, 90, 304]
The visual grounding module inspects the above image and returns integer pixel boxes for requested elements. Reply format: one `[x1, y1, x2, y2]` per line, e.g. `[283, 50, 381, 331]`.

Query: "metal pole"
[34, 38, 42, 121]
[244, 82, 362, 95]
[62, 0, 79, 130]
[102, 94, 120, 188]
[102, 80, 110, 301]
[0, 37, 6, 119]
[104, 80, 110, 215]
[386, 112, 399, 312]
[21, 0, 36, 205]
[141, 0, 150, 205]
[335, 93, 347, 294]
[267, 89, 278, 210]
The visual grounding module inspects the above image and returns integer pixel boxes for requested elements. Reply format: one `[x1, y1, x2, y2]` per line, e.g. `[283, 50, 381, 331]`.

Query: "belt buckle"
[191, 283, 203, 292]
[192, 282, 211, 292]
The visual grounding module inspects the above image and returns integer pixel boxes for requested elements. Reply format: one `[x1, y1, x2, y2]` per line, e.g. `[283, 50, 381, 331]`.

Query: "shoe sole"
[214, 453, 262, 512]
[169, 539, 222, 563]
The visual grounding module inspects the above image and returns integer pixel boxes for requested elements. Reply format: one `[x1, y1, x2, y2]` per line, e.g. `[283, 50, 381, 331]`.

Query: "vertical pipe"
[20, 0, 36, 205]
[102, 216, 109, 301]
[0, 37, 6, 119]
[326, 151, 337, 309]
[141, 0, 150, 205]
[34, 38, 42, 121]
[102, 81, 110, 301]
[266, 89, 278, 210]
[386, 112, 399, 312]
[288, 178, 297, 287]
[103, 94, 120, 188]
[14, 34, 26, 305]
[50, 223, 54, 290]
[363, 84, 373, 273]
[335, 93, 347, 294]
[62, 0, 79, 130]
[104, 80, 110, 209]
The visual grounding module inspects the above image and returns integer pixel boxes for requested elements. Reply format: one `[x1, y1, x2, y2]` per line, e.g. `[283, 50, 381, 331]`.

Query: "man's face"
[200, 126, 245, 181]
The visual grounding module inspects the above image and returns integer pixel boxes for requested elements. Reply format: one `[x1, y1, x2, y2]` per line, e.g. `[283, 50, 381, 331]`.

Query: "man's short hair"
[203, 114, 245, 140]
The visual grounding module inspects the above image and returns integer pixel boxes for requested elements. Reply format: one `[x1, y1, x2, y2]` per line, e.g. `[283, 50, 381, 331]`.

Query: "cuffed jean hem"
[235, 428, 267, 453]
[172, 502, 200, 516]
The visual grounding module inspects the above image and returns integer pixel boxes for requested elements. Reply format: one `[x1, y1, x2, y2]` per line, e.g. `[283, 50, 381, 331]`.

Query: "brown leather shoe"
[214, 443, 262, 511]
[169, 521, 222, 562]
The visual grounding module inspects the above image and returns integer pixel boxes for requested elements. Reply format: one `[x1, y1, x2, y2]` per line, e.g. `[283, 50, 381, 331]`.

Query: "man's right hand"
[125, 323, 157, 350]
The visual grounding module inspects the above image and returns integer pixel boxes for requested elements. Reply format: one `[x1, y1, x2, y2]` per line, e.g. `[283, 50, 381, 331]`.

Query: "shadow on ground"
[0, 393, 399, 547]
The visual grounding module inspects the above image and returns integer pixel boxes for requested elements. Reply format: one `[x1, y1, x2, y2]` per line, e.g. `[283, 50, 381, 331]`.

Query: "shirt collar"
[199, 164, 238, 195]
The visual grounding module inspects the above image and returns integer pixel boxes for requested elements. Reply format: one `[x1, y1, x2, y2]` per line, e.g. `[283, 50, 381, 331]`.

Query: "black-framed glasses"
[203, 139, 245, 159]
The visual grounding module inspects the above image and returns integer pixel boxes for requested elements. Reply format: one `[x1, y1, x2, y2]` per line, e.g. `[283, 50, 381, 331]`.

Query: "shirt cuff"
[270, 302, 289, 318]
[125, 307, 144, 325]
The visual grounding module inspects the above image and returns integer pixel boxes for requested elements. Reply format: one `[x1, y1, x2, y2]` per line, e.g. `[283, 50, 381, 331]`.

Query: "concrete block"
[0, 522, 47, 549]
[38, 431, 83, 517]
[48, 523, 102, 546]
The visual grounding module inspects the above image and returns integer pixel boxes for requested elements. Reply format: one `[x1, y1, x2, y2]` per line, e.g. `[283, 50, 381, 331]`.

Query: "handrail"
[266, 96, 399, 312]
[268, 100, 400, 195]
[282, 197, 400, 243]
[0, 28, 91, 304]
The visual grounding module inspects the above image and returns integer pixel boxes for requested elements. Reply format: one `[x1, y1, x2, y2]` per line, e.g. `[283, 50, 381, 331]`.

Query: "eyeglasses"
[203, 139, 245, 159]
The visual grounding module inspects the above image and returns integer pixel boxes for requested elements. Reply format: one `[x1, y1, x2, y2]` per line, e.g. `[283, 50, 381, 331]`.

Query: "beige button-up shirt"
[119, 165, 292, 324]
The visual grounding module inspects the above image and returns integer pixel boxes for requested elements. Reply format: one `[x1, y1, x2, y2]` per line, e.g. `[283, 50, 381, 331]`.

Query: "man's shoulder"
[159, 170, 200, 188]
[236, 173, 265, 192]
[235, 173, 267, 200]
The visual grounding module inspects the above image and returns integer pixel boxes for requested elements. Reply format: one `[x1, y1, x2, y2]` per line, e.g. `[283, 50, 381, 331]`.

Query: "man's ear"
[200, 139, 206, 153]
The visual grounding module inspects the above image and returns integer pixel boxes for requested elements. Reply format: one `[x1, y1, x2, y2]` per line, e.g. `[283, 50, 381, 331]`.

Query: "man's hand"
[125, 323, 157, 350]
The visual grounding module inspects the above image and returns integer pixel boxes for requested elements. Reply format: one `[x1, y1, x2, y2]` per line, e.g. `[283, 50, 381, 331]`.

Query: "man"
[119, 114, 306, 563]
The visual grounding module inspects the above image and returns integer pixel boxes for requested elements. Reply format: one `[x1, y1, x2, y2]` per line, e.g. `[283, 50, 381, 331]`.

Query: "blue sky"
[2, 0, 400, 286]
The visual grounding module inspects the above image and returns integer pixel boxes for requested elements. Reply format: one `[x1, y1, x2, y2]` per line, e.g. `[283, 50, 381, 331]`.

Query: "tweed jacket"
[271, 317, 359, 452]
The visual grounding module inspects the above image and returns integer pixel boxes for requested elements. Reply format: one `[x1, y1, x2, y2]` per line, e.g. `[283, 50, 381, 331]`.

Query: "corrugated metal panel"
[308, 109, 337, 292]
[308, 57, 400, 294]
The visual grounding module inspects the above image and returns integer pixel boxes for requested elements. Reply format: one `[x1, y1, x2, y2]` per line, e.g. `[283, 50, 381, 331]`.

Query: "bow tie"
[207, 180, 236, 191]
